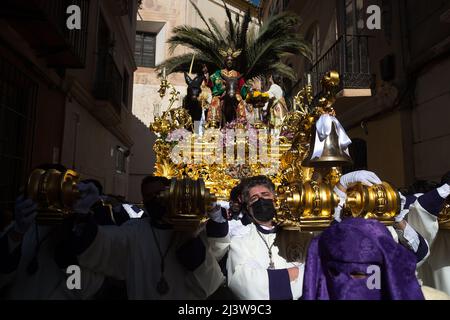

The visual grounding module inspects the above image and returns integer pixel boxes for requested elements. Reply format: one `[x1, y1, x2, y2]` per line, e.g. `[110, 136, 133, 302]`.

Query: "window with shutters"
[134, 32, 156, 68]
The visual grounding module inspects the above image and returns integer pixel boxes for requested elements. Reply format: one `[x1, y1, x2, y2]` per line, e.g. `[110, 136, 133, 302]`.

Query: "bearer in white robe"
[225, 176, 309, 300]
[223, 173, 376, 300]
[406, 174, 450, 295]
[223, 171, 430, 300]
[70, 176, 225, 300]
[0, 190, 104, 299]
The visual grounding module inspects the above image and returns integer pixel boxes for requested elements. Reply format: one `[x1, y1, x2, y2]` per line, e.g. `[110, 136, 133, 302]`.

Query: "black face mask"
[144, 200, 166, 221]
[250, 198, 276, 222]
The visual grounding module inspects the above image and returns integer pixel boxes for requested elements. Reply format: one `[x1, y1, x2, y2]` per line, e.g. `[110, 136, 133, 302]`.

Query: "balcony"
[304, 35, 373, 106]
[93, 53, 123, 117]
[0, 0, 89, 68]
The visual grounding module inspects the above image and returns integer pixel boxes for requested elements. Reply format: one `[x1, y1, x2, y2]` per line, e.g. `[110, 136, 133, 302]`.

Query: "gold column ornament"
[276, 181, 340, 230]
[151, 75, 192, 135]
[26, 168, 80, 224]
[157, 178, 217, 231]
[438, 199, 450, 230]
[277, 181, 401, 230]
[342, 182, 400, 224]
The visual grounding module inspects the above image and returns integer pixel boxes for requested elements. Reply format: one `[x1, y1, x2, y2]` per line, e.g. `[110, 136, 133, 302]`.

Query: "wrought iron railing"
[93, 53, 123, 115]
[302, 34, 372, 97]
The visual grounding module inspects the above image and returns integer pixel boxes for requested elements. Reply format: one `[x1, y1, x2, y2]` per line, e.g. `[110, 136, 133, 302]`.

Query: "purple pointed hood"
[302, 218, 424, 300]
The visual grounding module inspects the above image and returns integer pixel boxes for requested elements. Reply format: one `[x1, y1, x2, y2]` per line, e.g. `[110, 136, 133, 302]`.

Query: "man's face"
[248, 185, 275, 207]
[230, 200, 241, 213]
[225, 56, 234, 69]
[247, 185, 276, 223]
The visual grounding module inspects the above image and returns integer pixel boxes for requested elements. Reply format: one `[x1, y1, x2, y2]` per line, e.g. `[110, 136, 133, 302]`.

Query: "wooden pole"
[189, 52, 196, 75]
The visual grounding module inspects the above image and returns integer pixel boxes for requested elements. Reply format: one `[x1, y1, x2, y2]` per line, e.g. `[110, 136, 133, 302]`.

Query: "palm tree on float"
[157, 0, 312, 82]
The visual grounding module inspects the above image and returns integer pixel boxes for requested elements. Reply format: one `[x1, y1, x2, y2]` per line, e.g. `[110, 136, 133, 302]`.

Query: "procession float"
[147, 4, 405, 231]
[24, 2, 449, 231]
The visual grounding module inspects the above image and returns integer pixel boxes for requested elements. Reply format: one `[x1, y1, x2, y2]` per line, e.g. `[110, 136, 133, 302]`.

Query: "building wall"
[0, 20, 66, 171]
[127, 114, 158, 204]
[0, 28, 64, 218]
[31, 85, 66, 167]
[262, 0, 450, 188]
[406, 0, 450, 59]
[59, 0, 137, 196]
[61, 98, 130, 197]
[406, 0, 450, 182]
[412, 57, 450, 181]
[67, 0, 138, 97]
[347, 111, 407, 187]
[0, 0, 137, 208]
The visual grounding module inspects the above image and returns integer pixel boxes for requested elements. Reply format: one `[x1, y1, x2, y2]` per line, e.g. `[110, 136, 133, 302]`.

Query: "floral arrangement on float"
[245, 90, 270, 106]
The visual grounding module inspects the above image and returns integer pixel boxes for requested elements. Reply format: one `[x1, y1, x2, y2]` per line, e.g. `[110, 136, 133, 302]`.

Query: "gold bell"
[302, 121, 353, 168]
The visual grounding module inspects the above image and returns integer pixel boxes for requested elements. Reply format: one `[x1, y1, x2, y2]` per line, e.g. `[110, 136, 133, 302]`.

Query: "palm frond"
[208, 18, 227, 44]
[157, 53, 217, 76]
[266, 62, 298, 81]
[246, 34, 305, 77]
[160, 6, 311, 82]
[167, 26, 223, 66]
[236, 9, 251, 72]
[237, 9, 251, 50]
[188, 0, 216, 42]
[222, 0, 235, 46]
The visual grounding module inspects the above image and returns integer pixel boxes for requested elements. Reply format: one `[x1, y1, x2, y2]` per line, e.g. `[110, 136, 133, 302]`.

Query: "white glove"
[395, 193, 408, 222]
[396, 222, 420, 252]
[73, 182, 100, 214]
[207, 204, 227, 223]
[333, 186, 346, 223]
[13, 195, 38, 234]
[339, 170, 382, 190]
[437, 183, 450, 199]
[216, 200, 230, 210]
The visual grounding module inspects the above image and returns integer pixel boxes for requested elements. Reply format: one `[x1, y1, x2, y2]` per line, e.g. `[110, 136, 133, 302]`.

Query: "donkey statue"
[183, 72, 204, 125]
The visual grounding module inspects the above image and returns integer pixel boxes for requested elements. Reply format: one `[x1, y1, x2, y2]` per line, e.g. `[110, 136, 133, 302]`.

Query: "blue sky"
[250, 0, 261, 6]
